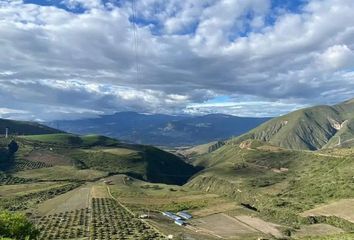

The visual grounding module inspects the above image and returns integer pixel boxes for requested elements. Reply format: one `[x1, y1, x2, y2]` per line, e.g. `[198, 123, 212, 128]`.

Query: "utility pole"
[5, 127, 8, 139]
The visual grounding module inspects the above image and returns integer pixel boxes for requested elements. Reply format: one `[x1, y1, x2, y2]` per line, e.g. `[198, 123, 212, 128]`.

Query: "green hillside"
[186, 140, 354, 234]
[0, 118, 61, 136]
[20, 133, 119, 147]
[232, 99, 354, 150]
[1, 133, 197, 185]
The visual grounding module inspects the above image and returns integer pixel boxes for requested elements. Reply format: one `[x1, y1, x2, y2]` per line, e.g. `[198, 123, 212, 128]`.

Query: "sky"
[0, 0, 354, 121]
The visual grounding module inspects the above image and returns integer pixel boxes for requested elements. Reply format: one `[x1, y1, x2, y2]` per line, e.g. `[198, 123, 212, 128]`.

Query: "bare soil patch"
[235, 215, 283, 238]
[294, 224, 344, 238]
[36, 185, 92, 215]
[191, 213, 259, 239]
[91, 184, 109, 198]
[301, 199, 354, 223]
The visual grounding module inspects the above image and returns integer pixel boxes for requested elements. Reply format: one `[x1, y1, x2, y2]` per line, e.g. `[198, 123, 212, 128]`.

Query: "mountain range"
[47, 112, 271, 146]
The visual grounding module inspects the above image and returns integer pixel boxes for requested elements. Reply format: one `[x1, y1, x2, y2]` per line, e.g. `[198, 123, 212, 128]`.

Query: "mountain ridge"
[231, 99, 354, 150]
[47, 112, 271, 146]
[0, 118, 62, 136]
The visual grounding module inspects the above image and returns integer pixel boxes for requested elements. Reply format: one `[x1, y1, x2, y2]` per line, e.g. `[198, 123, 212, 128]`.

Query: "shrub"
[0, 211, 39, 240]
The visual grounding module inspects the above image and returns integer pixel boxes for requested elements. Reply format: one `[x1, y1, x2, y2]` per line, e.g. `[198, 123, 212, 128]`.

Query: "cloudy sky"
[0, 0, 354, 121]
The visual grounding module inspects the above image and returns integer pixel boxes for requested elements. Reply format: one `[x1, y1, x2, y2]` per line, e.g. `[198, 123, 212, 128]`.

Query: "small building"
[162, 212, 181, 221]
[174, 220, 186, 226]
[177, 211, 192, 220]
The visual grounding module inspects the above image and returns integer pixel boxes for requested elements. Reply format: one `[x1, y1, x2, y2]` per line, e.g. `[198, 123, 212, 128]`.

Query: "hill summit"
[233, 98, 354, 150]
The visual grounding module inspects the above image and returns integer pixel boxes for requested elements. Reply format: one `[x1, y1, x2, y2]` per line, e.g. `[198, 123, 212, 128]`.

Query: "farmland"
[1, 133, 354, 240]
[301, 199, 354, 223]
[0, 134, 198, 239]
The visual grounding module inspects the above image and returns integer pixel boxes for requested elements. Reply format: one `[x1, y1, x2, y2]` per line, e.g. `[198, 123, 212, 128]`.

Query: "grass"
[67, 146, 198, 185]
[298, 233, 354, 240]
[231, 100, 354, 150]
[0, 182, 81, 211]
[20, 133, 119, 147]
[16, 134, 198, 185]
[14, 166, 108, 181]
[106, 175, 230, 215]
[187, 140, 354, 232]
[0, 182, 67, 197]
[0, 118, 60, 136]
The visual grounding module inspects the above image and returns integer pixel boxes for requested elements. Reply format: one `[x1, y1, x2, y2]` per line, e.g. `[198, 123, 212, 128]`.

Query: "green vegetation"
[2, 109, 354, 239]
[299, 233, 354, 240]
[0, 172, 30, 185]
[36, 208, 90, 239]
[0, 211, 39, 240]
[231, 99, 354, 150]
[0, 182, 81, 211]
[90, 198, 164, 240]
[187, 140, 354, 230]
[67, 146, 198, 185]
[0, 118, 61, 136]
[21, 133, 119, 147]
[16, 134, 198, 184]
[14, 166, 107, 181]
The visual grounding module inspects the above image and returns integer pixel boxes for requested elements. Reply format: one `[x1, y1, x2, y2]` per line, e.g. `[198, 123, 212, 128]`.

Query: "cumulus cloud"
[0, 0, 354, 120]
[319, 44, 354, 69]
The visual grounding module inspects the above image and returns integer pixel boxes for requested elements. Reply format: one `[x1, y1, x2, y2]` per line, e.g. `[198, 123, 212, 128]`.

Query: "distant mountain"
[233, 98, 354, 150]
[47, 112, 270, 146]
[0, 118, 61, 136]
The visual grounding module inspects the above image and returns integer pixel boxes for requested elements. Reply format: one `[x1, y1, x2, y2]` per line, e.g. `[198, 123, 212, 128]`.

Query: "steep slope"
[0, 118, 61, 136]
[233, 99, 354, 150]
[47, 112, 270, 146]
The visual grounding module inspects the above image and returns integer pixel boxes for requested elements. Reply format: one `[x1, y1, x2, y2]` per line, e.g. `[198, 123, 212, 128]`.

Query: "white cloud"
[0, 0, 353, 120]
[319, 45, 354, 69]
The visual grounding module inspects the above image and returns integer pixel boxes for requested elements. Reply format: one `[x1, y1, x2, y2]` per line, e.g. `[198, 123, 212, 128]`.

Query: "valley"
[2, 1, 354, 239]
[0, 127, 353, 239]
[1, 100, 354, 240]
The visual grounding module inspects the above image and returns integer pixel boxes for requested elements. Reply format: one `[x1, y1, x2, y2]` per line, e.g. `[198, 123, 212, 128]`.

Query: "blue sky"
[0, 0, 354, 120]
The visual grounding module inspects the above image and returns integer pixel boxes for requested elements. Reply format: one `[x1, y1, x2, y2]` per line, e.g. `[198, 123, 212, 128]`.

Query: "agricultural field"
[14, 166, 108, 181]
[191, 213, 260, 239]
[25, 150, 72, 166]
[0, 172, 30, 185]
[35, 184, 93, 215]
[294, 224, 344, 238]
[2, 134, 354, 240]
[105, 175, 286, 240]
[301, 199, 354, 223]
[30, 181, 166, 240]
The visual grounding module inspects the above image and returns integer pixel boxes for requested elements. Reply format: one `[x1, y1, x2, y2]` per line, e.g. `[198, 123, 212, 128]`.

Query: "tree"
[7, 140, 18, 155]
[0, 211, 39, 240]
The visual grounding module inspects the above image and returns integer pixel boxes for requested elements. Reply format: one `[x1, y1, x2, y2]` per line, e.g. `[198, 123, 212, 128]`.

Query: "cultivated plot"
[301, 199, 354, 223]
[234, 215, 283, 238]
[294, 224, 344, 238]
[191, 213, 260, 239]
[25, 150, 72, 166]
[36, 184, 92, 215]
